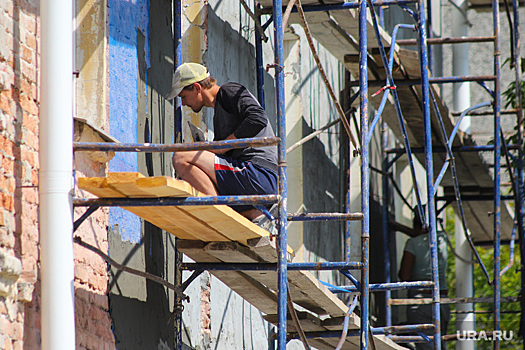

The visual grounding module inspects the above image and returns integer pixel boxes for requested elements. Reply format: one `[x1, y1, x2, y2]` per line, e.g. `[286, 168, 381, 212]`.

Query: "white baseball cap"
[166, 63, 210, 100]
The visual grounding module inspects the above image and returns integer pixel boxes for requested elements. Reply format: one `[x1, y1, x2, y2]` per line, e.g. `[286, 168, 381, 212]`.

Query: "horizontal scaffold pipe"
[386, 144, 520, 154]
[73, 137, 280, 152]
[451, 108, 519, 116]
[260, 0, 419, 14]
[396, 36, 496, 46]
[73, 195, 280, 207]
[328, 281, 434, 293]
[349, 75, 497, 87]
[180, 261, 363, 271]
[436, 194, 514, 202]
[288, 212, 364, 221]
[389, 295, 520, 305]
[287, 324, 435, 340]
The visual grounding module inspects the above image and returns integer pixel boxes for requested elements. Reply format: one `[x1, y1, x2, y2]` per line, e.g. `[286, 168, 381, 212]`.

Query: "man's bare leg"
[172, 150, 218, 195]
[173, 151, 264, 221]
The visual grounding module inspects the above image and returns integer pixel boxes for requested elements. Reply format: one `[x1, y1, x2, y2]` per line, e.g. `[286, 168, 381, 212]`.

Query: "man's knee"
[172, 151, 191, 171]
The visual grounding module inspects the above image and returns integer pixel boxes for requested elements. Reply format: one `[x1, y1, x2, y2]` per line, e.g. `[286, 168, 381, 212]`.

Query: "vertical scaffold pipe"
[174, 0, 182, 142]
[416, 1, 442, 349]
[382, 124, 392, 327]
[359, 0, 370, 348]
[173, 1, 183, 349]
[492, 0, 502, 346]
[511, 0, 525, 340]
[272, 0, 288, 348]
[255, 3, 266, 108]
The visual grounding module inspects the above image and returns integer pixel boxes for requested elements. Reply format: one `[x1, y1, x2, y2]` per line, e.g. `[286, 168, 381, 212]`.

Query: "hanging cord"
[294, 0, 360, 156]
[283, 0, 298, 31]
[239, 0, 269, 42]
[437, 218, 476, 265]
[502, 0, 515, 68]
[287, 91, 360, 154]
[73, 236, 190, 302]
[287, 287, 311, 350]
[335, 295, 359, 350]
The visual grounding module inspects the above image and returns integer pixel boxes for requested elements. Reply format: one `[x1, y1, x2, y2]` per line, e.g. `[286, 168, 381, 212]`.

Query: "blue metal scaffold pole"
[271, 0, 289, 348]
[359, 0, 371, 348]
[416, 0, 442, 348]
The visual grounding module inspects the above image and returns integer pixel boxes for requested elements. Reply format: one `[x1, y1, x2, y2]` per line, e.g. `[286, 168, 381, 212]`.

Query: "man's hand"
[211, 133, 236, 154]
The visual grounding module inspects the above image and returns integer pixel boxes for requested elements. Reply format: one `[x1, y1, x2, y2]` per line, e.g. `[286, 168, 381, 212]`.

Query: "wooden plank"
[135, 176, 202, 197]
[176, 240, 221, 262]
[321, 315, 361, 331]
[204, 241, 262, 263]
[180, 205, 269, 244]
[124, 206, 228, 241]
[287, 271, 348, 317]
[106, 172, 153, 197]
[247, 236, 294, 262]
[77, 177, 126, 198]
[263, 312, 326, 332]
[202, 241, 344, 317]
[177, 241, 279, 315]
[306, 338, 337, 350]
[211, 271, 279, 315]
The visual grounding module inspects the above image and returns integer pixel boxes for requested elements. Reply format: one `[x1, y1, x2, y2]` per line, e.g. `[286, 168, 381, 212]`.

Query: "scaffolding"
[72, 0, 525, 348]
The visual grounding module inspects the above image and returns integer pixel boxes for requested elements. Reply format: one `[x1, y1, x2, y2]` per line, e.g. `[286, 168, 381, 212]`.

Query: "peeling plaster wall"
[98, 0, 354, 347]
[104, 0, 178, 349]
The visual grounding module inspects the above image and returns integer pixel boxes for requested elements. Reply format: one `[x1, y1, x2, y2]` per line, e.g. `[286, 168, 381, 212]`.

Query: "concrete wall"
[0, 0, 424, 349]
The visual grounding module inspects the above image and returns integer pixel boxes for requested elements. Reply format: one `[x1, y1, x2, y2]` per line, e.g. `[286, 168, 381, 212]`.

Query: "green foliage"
[444, 207, 523, 349]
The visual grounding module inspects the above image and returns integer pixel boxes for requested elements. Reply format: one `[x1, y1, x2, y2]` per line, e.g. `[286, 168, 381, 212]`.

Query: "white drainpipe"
[40, 0, 76, 349]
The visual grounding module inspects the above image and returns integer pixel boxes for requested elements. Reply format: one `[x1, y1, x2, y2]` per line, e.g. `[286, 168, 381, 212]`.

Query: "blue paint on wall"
[107, 0, 150, 243]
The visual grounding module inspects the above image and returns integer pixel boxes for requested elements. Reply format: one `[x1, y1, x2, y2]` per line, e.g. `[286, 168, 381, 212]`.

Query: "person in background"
[397, 207, 451, 350]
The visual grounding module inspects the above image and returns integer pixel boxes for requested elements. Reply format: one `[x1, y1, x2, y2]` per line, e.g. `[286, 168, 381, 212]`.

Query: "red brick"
[21, 147, 35, 168]
[12, 340, 23, 350]
[0, 133, 8, 151]
[21, 61, 35, 83]
[1, 193, 14, 212]
[2, 158, 14, 177]
[30, 169, 38, 186]
[19, 94, 37, 116]
[21, 46, 32, 64]
[12, 322, 23, 341]
[0, 95, 11, 115]
[23, 114, 38, 135]
[0, 231, 15, 249]
[24, 33, 36, 51]
[20, 237, 38, 258]
[22, 129, 38, 151]
[0, 316, 13, 336]
[0, 301, 7, 316]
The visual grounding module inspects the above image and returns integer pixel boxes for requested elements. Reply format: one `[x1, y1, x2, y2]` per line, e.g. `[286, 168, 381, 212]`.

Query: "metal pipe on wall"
[40, 0, 76, 349]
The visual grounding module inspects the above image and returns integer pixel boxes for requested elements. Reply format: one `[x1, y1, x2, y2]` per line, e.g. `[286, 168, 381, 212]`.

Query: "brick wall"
[0, 1, 116, 349]
[0, 1, 41, 349]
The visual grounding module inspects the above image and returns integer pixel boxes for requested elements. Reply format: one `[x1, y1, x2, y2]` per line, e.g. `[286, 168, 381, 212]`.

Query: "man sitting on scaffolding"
[166, 63, 278, 230]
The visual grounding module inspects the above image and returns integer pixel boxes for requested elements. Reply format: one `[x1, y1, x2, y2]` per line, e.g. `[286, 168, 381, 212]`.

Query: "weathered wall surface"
[0, 1, 41, 348]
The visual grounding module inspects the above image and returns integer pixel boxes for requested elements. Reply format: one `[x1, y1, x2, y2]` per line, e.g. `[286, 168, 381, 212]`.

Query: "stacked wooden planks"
[78, 172, 271, 244]
[78, 172, 405, 350]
